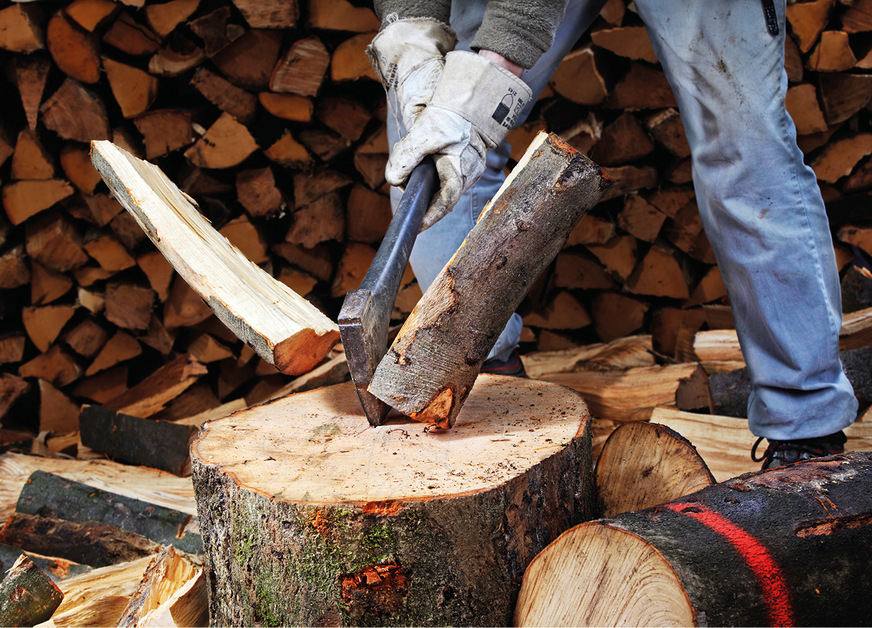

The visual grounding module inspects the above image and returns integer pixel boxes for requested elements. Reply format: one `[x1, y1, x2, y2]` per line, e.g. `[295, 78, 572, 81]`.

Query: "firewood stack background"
[0, 0, 872, 624]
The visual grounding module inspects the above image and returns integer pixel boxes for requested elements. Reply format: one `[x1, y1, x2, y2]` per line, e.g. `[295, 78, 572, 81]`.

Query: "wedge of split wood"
[90, 140, 339, 376]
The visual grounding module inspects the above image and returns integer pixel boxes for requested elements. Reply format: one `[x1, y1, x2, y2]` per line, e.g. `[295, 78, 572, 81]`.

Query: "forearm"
[373, 0, 452, 25]
[471, 0, 570, 69]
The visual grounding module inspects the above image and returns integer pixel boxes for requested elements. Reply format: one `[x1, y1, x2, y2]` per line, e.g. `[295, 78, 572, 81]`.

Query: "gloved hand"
[386, 51, 533, 230]
[366, 16, 457, 132]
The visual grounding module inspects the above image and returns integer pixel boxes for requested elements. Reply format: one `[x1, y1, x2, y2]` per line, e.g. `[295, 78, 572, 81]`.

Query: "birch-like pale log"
[368, 132, 611, 428]
[89, 140, 339, 376]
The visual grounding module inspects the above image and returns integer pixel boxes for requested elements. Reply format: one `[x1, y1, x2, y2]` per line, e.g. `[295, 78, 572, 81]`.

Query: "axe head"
[337, 158, 438, 426]
[339, 288, 391, 425]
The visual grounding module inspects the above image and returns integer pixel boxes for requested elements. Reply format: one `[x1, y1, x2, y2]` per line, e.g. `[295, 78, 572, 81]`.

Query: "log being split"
[190, 376, 596, 626]
[368, 132, 611, 428]
[89, 140, 339, 376]
[515, 452, 872, 627]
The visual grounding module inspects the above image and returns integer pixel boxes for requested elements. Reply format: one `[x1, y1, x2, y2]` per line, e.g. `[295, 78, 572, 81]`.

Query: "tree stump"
[515, 452, 872, 627]
[190, 375, 596, 626]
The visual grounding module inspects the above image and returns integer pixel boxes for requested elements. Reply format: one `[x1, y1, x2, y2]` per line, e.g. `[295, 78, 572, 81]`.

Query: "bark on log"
[90, 140, 339, 375]
[515, 452, 872, 627]
[0, 554, 63, 627]
[368, 132, 611, 428]
[190, 376, 596, 626]
[15, 470, 202, 555]
[0, 512, 162, 568]
[79, 405, 198, 476]
[709, 345, 872, 418]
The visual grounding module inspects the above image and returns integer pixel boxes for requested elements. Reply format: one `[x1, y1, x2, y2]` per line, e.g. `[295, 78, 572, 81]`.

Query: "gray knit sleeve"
[373, 0, 452, 26]
[470, 0, 569, 69]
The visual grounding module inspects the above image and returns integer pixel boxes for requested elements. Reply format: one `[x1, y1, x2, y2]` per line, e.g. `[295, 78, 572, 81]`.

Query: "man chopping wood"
[366, 0, 858, 469]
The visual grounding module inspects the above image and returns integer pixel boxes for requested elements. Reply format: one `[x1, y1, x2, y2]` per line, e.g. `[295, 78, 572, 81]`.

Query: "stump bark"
[516, 452, 872, 627]
[190, 375, 596, 626]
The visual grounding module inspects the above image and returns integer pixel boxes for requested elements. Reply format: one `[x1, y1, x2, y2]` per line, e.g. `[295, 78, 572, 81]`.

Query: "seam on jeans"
[781, 106, 842, 359]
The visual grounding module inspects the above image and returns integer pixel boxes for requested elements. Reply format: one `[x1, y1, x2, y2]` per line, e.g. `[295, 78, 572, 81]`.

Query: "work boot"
[481, 349, 527, 378]
[751, 430, 847, 470]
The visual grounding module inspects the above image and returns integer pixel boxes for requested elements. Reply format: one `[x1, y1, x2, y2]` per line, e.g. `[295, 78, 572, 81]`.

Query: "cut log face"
[595, 421, 714, 517]
[368, 132, 611, 428]
[190, 376, 596, 626]
[90, 140, 339, 375]
[516, 452, 872, 627]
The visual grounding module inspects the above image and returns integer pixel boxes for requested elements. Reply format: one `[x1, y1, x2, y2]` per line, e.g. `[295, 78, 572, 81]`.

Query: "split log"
[90, 140, 339, 375]
[191, 376, 596, 626]
[515, 452, 872, 627]
[650, 406, 872, 482]
[15, 470, 202, 555]
[368, 132, 611, 428]
[102, 353, 206, 418]
[595, 421, 714, 517]
[79, 405, 198, 476]
[115, 545, 208, 628]
[37, 555, 155, 628]
[2, 179, 75, 225]
[103, 12, 161, 55]
[46, 11, 100, 84]
[0, 555, 63, 627]
[0, 4, 45, 53]
[540, 362, 711, 422]
[522, 335, 656, 378]
[0, 513, 162, 568]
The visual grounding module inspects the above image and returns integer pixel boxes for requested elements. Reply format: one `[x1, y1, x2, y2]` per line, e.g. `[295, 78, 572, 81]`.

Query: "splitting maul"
[337, 158, 438, 425]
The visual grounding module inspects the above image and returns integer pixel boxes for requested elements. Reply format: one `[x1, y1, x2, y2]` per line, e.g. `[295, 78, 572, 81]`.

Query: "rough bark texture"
[0, 554, 64, 627]
[190, 376, 597, 626]
[516, 452, 872, 627]
[368, 132, 612, 428]
[15, 470, 202, 555]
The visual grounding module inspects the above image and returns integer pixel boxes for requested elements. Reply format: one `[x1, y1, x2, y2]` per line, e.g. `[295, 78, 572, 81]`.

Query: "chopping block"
[190, 375, 596, 627]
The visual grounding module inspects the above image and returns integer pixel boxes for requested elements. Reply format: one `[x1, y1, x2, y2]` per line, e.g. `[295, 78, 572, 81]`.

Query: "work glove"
[366, 16, 457, 132]
[386, 51, 532, 230]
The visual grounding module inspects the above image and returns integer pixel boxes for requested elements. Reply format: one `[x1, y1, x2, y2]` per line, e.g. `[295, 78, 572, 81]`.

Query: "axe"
[338, 157, 438, 425]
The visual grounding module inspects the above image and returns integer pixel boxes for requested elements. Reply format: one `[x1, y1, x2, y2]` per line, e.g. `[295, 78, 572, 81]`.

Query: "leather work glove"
[367, 17, 457, 132]
[386, 51, 533, 230]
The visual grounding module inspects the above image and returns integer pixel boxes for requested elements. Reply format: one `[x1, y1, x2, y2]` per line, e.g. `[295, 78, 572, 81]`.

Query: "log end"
[273, 327, 340, 376]
[515, 523, 696, 627]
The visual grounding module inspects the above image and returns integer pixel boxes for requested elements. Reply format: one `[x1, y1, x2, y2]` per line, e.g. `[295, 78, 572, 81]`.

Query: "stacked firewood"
[1, 0, 872, 442]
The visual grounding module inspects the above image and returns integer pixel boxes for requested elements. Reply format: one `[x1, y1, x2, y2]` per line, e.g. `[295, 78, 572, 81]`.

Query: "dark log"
[15, 471, 202, 555]
[79, 405, 198, 476]
[368, 132, 611, 428]
[0, 543, 90, 582]
[516, 452, 872, 627]
[191, 377, 596, 626]
[0, 554, 63, 626]
[709, 345, 872, 417]
[0, 513, 162, 568]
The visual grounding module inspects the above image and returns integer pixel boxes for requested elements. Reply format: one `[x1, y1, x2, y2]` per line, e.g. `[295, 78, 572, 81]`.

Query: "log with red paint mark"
[516, 451, 872, 627]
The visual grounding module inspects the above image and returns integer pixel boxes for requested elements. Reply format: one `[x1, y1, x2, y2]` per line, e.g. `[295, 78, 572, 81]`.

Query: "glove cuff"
[429, 51, 533, 147]
[367, 18, 457, 90]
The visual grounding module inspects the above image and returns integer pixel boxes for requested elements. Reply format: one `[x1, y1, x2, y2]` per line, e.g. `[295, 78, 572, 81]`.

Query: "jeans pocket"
[762, 0, 779, 36]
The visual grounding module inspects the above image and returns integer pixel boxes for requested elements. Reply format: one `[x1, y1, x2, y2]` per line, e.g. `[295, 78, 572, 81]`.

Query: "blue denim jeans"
[385, 0, 858, 440]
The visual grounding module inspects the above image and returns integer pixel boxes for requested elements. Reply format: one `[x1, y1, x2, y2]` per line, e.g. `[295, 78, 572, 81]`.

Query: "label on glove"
[429, 51, 533, 146]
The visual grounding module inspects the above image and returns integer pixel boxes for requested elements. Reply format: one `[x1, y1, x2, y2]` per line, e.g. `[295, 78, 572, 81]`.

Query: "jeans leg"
[386, 0, 603, 362]
[634, 0, 857, 438]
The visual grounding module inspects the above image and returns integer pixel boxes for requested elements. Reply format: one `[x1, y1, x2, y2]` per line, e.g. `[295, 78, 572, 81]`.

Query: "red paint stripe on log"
[665, 502, 794, 627]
